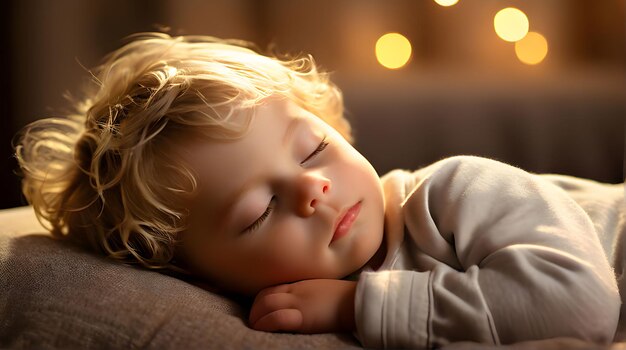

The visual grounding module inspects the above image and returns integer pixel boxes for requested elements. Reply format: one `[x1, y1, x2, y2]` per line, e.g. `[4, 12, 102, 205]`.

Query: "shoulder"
[407, 155, 533, 189]
[397, 156, 560, 215]
[381, 155, 532, 192]
[380, 155, 508, 182]
[428, 155, 523, 175]
[381, 156, 548, 207]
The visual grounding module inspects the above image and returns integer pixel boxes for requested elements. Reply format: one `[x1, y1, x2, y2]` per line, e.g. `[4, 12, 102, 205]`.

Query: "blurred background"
[1, 0, 624, 209]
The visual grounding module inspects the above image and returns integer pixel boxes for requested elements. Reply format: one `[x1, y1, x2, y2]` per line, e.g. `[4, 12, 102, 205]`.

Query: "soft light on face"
[178, 97, 385, 295]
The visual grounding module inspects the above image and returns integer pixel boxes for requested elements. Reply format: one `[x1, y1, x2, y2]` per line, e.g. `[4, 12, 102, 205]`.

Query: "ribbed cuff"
[354, 270, 431, 348]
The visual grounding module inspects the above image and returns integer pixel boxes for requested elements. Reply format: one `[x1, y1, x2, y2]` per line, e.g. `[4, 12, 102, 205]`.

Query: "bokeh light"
[494, 7, 529, 42]
[434, 0, 459, 7]
[515, 31, 548, 65]
[375, 33, 412, 70]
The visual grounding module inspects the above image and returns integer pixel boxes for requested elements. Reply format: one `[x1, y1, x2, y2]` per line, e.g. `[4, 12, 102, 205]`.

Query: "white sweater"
[354, 156, 623, 348]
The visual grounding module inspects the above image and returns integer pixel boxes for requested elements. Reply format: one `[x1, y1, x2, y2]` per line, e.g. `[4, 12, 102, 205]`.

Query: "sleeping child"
[15, 32, 624, 348]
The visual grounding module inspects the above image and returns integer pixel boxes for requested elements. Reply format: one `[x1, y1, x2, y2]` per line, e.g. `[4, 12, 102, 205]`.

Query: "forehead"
[180, 98, 309, 226]
[184, 97, 305, 169]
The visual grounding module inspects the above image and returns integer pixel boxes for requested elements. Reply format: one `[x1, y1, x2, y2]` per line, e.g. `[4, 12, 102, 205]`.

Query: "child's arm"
[355, 156, 620, 348]
[249, 279, 356, 333]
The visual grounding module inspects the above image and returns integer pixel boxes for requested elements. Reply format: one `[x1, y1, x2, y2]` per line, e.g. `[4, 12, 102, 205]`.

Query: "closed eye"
[301, 137, 328, 165]
[242, 196, 275, 233]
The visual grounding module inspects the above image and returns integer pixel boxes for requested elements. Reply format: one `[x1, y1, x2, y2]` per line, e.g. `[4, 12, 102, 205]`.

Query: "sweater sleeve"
[355, 156, 620, 348]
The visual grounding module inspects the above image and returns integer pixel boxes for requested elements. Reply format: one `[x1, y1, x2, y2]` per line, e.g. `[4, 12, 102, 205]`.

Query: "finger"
[251, 308, 303, 332]
[249, 292, 295, 325]
[254, 283, 292, 300]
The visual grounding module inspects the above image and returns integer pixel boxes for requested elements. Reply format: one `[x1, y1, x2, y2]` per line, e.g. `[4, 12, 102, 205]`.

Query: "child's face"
[179, 97, 385, 295]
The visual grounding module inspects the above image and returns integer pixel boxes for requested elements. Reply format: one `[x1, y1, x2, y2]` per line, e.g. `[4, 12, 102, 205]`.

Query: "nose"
[295, 171, 331, 217]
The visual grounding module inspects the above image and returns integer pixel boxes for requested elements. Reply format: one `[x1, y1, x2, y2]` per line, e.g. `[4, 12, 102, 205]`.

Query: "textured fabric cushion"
[3, 207, 624, 350]
[0, 206, 361, 349]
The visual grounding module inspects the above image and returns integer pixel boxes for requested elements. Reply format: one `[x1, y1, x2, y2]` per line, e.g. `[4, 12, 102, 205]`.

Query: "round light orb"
[434, 0, 459, 7]
[375, 33, 412, 70]
[515, 31, 548, 65]
[494, 7, 529, 42]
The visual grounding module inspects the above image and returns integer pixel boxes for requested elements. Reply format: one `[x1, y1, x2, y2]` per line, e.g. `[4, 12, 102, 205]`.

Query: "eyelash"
[242, 137, 330, 233]
[300, 137, 329, 165]
[243, 197, 274, 233]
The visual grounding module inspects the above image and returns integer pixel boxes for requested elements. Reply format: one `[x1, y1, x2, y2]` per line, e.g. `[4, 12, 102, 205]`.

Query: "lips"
[331, 201, 362, 244]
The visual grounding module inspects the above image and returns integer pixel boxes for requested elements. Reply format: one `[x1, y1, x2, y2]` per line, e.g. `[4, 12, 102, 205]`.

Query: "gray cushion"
[0, 206, 361, 349]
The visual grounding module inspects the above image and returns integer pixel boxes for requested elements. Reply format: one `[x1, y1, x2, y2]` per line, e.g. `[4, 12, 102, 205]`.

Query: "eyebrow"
[222, 116, 303, 230]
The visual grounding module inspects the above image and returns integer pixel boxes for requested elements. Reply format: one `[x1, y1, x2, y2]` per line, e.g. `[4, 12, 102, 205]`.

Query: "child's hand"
[249, 279, 356, 334]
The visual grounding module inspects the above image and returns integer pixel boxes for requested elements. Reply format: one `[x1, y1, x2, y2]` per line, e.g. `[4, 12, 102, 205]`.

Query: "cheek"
[184, 236, 232, 273]
[337, 154, 380, 196]
[254, 220, 326, 279]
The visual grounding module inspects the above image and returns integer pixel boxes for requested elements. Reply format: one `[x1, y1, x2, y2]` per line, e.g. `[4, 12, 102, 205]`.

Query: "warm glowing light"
[494, 7, 529, 42]
[375, 33, 412, 69]
[434, 0, 459, 6]
[515, 31, 548, 65]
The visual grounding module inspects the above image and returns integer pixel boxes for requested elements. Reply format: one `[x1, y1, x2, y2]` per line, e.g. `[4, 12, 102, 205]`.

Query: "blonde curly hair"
[15, 32, 351, 272]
